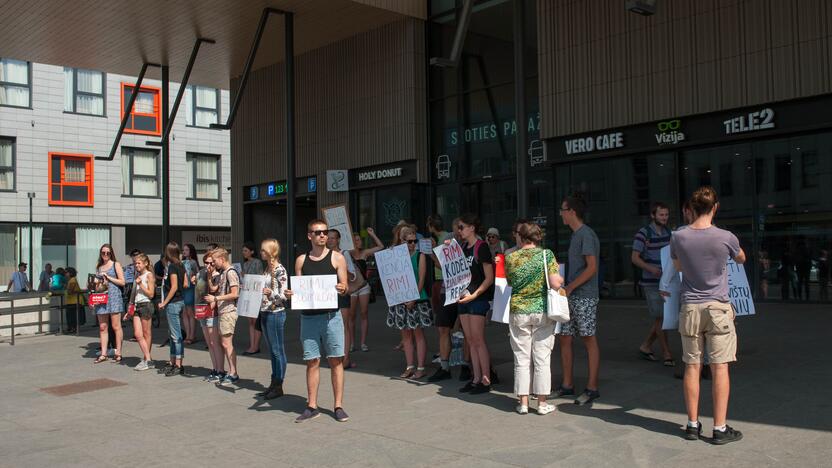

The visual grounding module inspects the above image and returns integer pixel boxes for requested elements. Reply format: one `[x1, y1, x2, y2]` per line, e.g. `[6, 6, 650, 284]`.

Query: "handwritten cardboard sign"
[321, 204, 355, 251]
[237, 274, 268, 318]
[433, 239, 471, 306]
[661, 246, 755, 329]
[374, 244, 421, 307]
[727, 259, 755, 316]
[289, 274, 338, 310]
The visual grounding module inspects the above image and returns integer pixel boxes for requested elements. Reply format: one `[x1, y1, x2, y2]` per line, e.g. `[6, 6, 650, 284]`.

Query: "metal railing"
[0, 291, 71, 345]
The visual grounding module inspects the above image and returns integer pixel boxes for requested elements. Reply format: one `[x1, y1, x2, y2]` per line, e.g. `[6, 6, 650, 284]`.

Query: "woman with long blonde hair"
[257, 238, 292, 399]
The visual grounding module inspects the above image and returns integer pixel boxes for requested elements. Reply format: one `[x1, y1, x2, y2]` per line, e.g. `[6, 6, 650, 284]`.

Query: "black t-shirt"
[463, 240, 494, 298]
[164, 262, 186, 303]
[154, 260, 165, 280]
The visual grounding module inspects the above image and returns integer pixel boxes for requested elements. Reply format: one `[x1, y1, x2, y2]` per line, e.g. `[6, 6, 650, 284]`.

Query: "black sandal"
[94, 355, 108, 364]
[639, 350, 657, 361]
[113, 354, 122, 363]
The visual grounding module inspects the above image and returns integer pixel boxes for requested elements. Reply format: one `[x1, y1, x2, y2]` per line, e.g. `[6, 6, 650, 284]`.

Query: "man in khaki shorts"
[670, 186, 746, 445]
[205, 248, 241, 386]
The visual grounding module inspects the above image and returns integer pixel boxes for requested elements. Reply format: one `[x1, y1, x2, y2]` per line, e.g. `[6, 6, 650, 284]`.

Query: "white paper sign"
[660, 247, 681, 330]
[237, 274, 268, 318]
[727, 259, 755, 316]
[322, 204, 355, 251]
[375, 244, 421, 307]
[660, 247, 756, 329]
[418, 238, 433, 255]
[290, 274, 338, 310]
[491, 278, 511, 324]
[433, 239, 471, 306]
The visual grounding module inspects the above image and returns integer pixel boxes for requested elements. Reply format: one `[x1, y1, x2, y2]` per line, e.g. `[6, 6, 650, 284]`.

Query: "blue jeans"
[261, 311, 287, 383]
[166, 301, 185, 359]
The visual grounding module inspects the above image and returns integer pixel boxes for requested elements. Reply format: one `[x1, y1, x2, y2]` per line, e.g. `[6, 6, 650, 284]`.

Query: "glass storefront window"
[554, 153, 678, 298]
[462, 83, 516, 177]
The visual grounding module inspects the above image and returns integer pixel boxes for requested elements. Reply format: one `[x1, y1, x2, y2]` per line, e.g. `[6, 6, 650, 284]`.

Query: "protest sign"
[374, 244, 421, 307]
[321, 204, 355, 251]
[289, 274, 338, 310]
[418, 238, 433, 255]
[661, 247, 756, 329]
[660, 246, 681, 330]
[433, 239, 471, 306]
[491, 253, 511, 324]
[238, 274, 268, 318]
[727, 259, 755, 316]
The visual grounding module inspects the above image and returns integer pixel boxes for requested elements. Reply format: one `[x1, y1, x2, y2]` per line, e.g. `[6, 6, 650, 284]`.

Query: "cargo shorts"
[678, 301, 737, 365]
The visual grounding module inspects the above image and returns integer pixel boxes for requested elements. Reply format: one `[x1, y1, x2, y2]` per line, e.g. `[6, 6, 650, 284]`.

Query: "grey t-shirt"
[670, 225, 740, 304]
[567, 224, 600, 299]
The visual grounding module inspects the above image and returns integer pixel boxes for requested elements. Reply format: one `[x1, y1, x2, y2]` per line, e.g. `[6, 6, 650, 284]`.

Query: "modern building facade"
[232, 0, 831, 303]
[0, 0, 829, 303]
[0, 60, 231, 285]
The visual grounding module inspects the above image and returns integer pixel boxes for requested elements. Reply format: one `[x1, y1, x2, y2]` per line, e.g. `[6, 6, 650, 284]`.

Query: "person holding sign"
[671, 186, 746, 445]
[348, 228, 384, 352]
[631, 202, 675, 367]
[456, 214, 496, 395]
[385, 226, 433, 379]
[327, 229, 359, 370]
[505, 222, 563, 415]
[294, 219, 350, 423]
[257, 239, 292, 400]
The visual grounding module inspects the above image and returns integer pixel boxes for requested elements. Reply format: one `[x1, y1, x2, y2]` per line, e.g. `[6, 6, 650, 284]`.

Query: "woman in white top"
[127, 253, 155, 371]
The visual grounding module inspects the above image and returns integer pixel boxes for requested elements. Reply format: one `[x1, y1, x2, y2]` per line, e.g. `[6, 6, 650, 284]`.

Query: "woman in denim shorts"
[199, 250, 225, 382]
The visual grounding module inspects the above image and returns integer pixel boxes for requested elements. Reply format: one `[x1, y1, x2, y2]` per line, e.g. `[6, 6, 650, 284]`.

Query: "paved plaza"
[0, 300, 829, 467]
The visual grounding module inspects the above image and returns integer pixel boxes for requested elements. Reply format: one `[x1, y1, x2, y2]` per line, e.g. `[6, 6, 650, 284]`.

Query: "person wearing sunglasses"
[555, 195, 602, 406]
[385, 226, 432, 379]
[199, 250, 225, 383]
[485, 227, 507, 257]
[294, 219, 350, 423]
[326, 229, 358, 370]
[92, 244, 126, 364]
[456, 214, 496, 394]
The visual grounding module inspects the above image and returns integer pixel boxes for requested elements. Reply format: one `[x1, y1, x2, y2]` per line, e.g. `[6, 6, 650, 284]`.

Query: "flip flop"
[639, 350, 657, 361]
[663, 358, 676, 367]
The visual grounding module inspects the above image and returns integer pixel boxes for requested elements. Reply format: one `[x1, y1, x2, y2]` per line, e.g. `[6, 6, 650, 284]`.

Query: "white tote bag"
[544, 250, 570, 323]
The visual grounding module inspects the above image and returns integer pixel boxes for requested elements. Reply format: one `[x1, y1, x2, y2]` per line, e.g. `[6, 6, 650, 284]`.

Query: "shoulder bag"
[544, 249, 570, 323]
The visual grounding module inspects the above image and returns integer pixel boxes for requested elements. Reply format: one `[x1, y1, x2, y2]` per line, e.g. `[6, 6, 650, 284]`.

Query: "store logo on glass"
[655, 119, 685, 146]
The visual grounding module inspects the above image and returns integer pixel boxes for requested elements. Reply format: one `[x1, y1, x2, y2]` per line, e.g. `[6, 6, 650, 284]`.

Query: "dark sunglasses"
[205, 261, 215, 265]
[457, 224, 466, 231]
[486, 234, 497, 238]
[100, 251, 111, 256]
[309, 230, 328, 237]
[406, 239, 418, 245]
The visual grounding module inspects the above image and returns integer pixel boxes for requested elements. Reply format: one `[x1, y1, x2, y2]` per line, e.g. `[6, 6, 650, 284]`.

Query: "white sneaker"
[134, 360, 150, 371]
[537, 402, 556, 415]
[516, 404, 529, 415]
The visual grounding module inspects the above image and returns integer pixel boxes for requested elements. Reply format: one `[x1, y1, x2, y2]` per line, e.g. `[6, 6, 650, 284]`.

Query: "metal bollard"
[10, 299, 15, 346]
[38, 296, 43, 334]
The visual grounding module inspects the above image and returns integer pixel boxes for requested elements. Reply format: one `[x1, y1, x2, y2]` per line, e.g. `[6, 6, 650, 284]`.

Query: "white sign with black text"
[290, 274, 339, 310]
[433, 239, 472, 306]
[374, 244, 421, 307]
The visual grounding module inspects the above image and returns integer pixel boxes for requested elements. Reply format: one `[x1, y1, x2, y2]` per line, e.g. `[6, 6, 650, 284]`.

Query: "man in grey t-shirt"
[555, 195, 601, 406]
[671, 186, 746, 445]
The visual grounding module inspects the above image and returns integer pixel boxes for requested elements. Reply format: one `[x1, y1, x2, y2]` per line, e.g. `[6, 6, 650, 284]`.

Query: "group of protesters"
[36, 185, 744, 442]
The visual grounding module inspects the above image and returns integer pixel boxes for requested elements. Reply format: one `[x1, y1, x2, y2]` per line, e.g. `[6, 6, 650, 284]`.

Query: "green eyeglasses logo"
[657, 120, 680, 132]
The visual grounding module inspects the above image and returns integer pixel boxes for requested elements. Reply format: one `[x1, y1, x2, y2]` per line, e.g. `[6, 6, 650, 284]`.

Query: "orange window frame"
[121, 82, 161, 136]
[48, 152, 94, 207]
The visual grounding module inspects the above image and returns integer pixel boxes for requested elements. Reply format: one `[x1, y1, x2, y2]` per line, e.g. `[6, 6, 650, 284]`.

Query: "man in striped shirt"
[632, 202, 674, 366]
